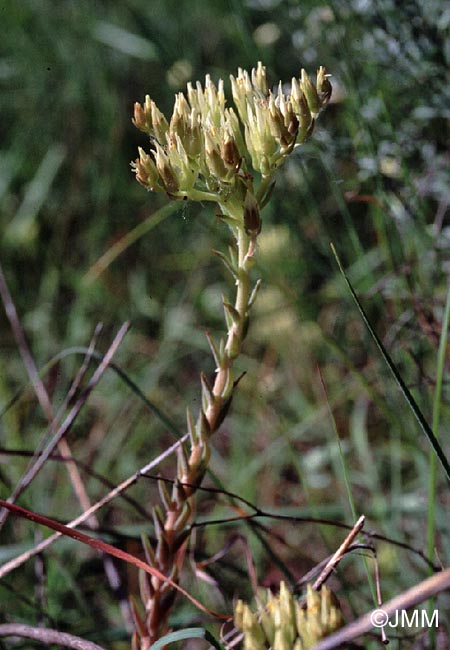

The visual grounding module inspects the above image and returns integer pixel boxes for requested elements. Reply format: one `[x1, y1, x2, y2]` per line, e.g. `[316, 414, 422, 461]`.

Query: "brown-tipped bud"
[205, 131, 229, 181]
[316, 66, 332, 108]
[300, 68, 321, 117]
[132, 101, 151, 133]
[280, 101, 299, 154]
[286, 110, 299, 138]
[153, 143, 179, 194]
[131, 147, 164, 191]
[244, 190, 261, 236]
[221, 135, 241, 171]
[169, 111, 185, 141]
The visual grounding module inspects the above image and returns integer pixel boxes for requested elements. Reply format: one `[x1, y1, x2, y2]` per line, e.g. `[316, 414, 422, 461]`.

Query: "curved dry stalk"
[0, 624, 107, 650]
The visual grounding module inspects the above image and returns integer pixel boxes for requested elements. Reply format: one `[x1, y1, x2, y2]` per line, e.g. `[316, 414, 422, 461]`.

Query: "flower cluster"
[132, 62, 331, 203]
[234, 582, 343, 650]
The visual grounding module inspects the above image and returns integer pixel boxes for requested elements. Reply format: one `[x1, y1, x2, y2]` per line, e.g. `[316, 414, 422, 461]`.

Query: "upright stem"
[137, 215, 259, 648]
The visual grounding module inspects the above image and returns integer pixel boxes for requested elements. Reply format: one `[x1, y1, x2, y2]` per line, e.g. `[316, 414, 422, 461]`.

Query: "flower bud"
[180, 108, 202, 158]
[300, 68, 321, 117]
[131, 147, 164, 191]
[221, 133, 241, 171]
[153, 142, 179, 194]
[150, 99, 169, 143]
[251, 61, 269, 96]
[316, 66, 332, 108]
[205, 130, 229, 181]
[296, 93, 314, 144]
[244, 190, 261, 236]
[132, 101, 151, 133]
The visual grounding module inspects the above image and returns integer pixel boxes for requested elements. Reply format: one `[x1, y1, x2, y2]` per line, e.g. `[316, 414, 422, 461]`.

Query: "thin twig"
[295, 543, 376, 589]
[143, 473, 438, 571]
[312, 515, 365, 591]
[0, 623, 107, 650]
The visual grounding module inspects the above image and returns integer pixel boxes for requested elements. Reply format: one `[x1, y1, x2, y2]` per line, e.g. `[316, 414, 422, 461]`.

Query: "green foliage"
[1, 1, 449, 648]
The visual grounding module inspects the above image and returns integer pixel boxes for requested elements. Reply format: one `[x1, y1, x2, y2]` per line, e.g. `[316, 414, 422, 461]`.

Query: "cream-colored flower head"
[132, 62, 331, 206]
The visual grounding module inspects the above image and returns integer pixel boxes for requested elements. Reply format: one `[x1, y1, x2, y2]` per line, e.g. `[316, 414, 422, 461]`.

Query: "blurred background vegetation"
[1, 0, 449, 647]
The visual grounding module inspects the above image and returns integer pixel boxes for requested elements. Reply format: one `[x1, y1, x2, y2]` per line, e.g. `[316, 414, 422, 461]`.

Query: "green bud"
[300, 69, 321, 117]
[295, 93, 314, 144]
[251, 61, 269, 96]
[184, 108, 203, 158]
[157, 478, 173, 513]
[242, 603, 266, 649]
[149, 98, 169, 143]
[195, 408, 211, 444]
[205, 130, 229, 180]
[141, 533, 157, 568]
[200, 372, 215, 413]
[153, 142, 179, 194]
[185, 405, 197, 446]
[173, 500, 191, 530]
[295, 585, 343, 646]
[176, 443, 189, 482]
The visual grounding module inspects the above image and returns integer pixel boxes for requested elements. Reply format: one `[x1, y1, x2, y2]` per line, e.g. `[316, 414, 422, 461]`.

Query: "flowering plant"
[131, 62, 332, 647]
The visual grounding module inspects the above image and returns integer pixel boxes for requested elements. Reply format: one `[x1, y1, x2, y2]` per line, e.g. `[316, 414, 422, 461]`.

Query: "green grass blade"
[427, 283, 450, 553]
[330, 243, 450, 484]
[150, 627, 224, 649]
[82, 202, 180, 286]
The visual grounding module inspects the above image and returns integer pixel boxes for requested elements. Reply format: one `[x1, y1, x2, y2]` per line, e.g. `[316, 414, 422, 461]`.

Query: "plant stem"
[139, 211, 259, 647]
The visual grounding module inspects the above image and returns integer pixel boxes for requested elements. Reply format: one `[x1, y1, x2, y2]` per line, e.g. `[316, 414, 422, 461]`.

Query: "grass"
[1, 1, 449, 648]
